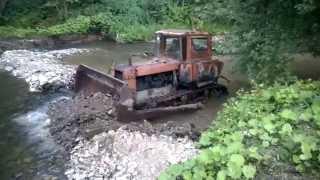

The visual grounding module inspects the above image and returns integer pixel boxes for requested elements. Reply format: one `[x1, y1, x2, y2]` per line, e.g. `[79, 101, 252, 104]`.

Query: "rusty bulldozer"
[75, 29, 228, 121]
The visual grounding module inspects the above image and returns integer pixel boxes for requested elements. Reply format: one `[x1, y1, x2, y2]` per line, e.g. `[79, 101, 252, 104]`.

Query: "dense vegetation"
[160, 80, 320, 179]
[0, 0, 230, 42]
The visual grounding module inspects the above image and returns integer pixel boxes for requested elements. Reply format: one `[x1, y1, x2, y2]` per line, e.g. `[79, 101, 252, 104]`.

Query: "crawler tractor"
[75, 29, 227, 121]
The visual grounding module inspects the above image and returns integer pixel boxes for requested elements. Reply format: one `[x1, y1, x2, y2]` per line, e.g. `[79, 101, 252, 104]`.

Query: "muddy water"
[0, 71, 67, 179]
[0, 71, 34, 179]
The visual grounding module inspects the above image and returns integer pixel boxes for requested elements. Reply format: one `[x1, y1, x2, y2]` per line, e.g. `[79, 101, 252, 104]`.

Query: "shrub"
[160, 80, 320, 179]
[39, 16, 92, 36]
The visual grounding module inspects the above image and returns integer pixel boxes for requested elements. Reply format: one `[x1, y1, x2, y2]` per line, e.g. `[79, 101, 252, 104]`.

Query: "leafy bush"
[160, 81, 320, 179]
[0, 26, 38, 38]
[39, 16, 92, 36]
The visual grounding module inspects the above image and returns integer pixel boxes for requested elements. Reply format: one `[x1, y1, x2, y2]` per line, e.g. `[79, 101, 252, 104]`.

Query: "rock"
[0, 49, 89, 92]
[65, 128, 198, 180]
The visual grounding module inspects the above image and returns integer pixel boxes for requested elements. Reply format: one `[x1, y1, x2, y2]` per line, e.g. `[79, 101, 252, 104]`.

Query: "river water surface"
[0, 41, 319, 179]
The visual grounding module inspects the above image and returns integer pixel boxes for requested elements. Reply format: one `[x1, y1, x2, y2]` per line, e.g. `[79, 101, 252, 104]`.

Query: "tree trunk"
[0, 0, 9, 15]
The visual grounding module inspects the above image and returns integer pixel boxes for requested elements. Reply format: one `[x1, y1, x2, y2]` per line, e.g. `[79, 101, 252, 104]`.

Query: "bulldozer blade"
[75, 64, 127, 96]
[74, 65, 203, 122]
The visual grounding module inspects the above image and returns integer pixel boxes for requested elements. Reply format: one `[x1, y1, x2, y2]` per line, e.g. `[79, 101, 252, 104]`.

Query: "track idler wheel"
[213, 84, 229, 97]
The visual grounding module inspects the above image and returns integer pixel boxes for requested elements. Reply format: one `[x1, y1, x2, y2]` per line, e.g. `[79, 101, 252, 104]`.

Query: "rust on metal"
[74, 29, 228, 121]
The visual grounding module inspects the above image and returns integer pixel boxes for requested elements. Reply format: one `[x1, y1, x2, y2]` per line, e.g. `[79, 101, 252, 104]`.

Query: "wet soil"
[48, 92, 200, 153]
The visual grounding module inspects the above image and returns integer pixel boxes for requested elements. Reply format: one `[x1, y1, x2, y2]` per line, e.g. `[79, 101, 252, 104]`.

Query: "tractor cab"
[154, 29, 212, 62]
[154, 29, 222, 87]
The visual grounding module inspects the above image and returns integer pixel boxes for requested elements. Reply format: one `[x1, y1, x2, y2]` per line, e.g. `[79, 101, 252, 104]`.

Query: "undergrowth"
[159, 80, 320, 179]
[0, 15, 198, 42]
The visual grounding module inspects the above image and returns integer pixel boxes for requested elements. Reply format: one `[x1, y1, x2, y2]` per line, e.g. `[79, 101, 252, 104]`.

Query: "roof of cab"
[155, 29, 210, 36]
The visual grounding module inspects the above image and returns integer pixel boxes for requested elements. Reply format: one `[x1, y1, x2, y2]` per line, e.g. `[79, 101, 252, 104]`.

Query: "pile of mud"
[48, 92, 200, 152]
[48, 93, 119, 152]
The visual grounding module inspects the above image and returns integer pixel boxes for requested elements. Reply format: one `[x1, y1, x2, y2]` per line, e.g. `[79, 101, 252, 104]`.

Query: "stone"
[0, 49, 89, 92]
[65, 128, 198, 180]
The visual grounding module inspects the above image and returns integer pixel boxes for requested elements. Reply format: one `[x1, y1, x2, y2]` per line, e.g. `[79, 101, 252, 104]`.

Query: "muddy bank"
[0, 49, 89, 92]
[0, 34, 103, 53]
[48, 92, 200, 152]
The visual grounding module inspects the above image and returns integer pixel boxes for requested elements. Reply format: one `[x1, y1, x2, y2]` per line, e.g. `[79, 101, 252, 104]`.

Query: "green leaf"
[158, 173, 173, 180]
[227, 161, 242, 178]
[242, 165, 256, 178]
[227, 142, 244, 154]
[248, 147, 262, 160]
[262, 118, 275, 133]
[280, 123, 292, 135]
[280, 109, 298, 121]
[168, 164, 184, 175]
[217, 170, 226, 180]
[311, 99, 320, 114]
[292, 155, 301, 163]
[262, 141, 270, 147]
[227, 154, 245, 178]
[193, 169, 207, 179]
[182, 171, 193, 180]
[198, 149, 213, 164]
[249, 129, 258, 135]
[199, 134, 212, 146]
[230, 154, 245, 167]
[300, 141, 316, 160]
[300, 108, 313, 121]
[183, 159, 196, 170]
[210, 146, 223, 161]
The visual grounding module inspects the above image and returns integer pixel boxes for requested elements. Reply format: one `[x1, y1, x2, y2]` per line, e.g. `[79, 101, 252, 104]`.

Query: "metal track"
[141, 83, 224, 109]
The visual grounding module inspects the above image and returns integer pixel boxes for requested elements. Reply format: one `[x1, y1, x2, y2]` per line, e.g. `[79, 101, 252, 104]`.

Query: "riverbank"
[0, 34, 103, 53]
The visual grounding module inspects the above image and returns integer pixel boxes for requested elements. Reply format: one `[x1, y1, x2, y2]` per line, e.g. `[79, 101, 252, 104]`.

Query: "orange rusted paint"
[135, 61, 179, 76]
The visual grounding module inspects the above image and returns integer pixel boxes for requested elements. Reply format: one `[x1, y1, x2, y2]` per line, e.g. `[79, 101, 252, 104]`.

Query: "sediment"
[48, 92, 200, 152]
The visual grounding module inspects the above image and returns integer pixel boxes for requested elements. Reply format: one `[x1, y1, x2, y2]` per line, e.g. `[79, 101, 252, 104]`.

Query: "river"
[0, 41, 319, 179]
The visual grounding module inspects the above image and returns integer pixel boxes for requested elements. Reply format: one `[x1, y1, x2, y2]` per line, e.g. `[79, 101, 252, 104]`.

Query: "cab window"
[165, 37, 181, 59]
[192, 38, 208, 52]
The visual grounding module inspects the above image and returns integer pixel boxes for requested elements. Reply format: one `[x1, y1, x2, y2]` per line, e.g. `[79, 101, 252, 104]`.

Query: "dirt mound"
[48, 92, 200, 152]
[48, 92, 119, 152]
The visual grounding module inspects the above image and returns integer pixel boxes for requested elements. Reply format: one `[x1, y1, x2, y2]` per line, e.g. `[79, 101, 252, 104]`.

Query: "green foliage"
[0, 26, 38, 38]
[0, 0, 229, 42]
[40, 16, 92, 35]
[226, 0, 320, 83]
[160, 80, 320, 179]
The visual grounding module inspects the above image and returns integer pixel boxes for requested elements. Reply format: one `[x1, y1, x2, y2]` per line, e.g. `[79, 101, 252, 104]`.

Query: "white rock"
[0, 49, 89, 92]
[66, 129, 198, 180]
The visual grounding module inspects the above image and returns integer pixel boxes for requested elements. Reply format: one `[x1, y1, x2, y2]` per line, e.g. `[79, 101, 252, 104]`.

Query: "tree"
[0, 0, 9, 15]
[226, 0, 320, 83]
